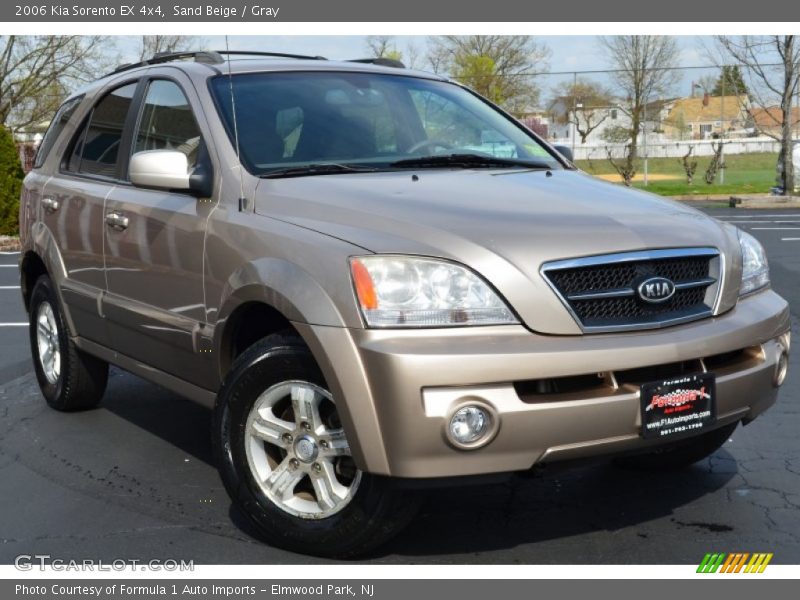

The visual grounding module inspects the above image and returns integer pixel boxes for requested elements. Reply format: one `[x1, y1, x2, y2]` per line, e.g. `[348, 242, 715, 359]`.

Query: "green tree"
[0, 126, 23, 236]
[452, 55, 504, 105]
[427, 36, 550, 116]
[711, 65, 749, 96]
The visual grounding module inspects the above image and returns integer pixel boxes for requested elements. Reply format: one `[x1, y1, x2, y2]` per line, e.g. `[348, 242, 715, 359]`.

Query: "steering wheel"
[406, 139, 454, 155]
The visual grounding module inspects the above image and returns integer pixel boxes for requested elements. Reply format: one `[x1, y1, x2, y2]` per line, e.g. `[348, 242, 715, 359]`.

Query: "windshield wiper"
[261, 163, 380, 179]
[389, 153, 552, 170]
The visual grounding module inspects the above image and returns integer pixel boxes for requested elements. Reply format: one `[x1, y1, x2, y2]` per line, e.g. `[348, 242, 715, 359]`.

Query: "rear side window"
[67, 83, 138, 178]
[133, 80, 202, 168]
[33, 95, 84, 169]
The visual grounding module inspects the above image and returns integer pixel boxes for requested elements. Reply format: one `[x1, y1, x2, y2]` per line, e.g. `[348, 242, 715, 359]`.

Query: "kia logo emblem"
[637, 276, 676, 303]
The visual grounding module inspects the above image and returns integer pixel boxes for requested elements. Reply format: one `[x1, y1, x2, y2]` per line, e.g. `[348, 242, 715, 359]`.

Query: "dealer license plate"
[640, 372, 716, 439]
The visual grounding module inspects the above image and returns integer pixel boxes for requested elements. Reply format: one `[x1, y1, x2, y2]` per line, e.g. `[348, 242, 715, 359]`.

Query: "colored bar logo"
[697, 552, 773, 573]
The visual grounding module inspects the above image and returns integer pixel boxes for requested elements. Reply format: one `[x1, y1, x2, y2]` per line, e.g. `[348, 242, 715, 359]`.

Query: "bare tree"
[599, 36, 680, 185]
[550, 79, 614, 143]
[364, 36, 396, 59]
[138, 36, 201, 61]
[715, 36, 800, 194]
[427, 36, 550, 115]
[679, 147, 699, 184]
[694, 74, 717, 96]
[704, 141, 726, 184]
[404, 41, 422, 70]
[0, 36, 111, 133]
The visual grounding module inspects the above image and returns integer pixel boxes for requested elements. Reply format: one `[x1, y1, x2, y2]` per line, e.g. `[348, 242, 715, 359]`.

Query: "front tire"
[614, 422, 738, 471]
[213, 333, 418, 558]
[28, 275, 108, 411]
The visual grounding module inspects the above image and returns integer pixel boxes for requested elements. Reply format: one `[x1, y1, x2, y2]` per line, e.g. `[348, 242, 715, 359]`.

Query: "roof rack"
[214, 50, 328, 61]
[109, 50, 225, 76]
[107, 50, 405, 78]
[349, 57, 406, 69]
[107, 49, 328, 78]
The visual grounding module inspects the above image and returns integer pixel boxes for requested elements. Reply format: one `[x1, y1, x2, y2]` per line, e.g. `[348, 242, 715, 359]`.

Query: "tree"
[138, 35, 201, 61]
[679, 147, 699, 185]
[704, 141, 726, 184]
[715, 36, 800, 194]
[599, 36, 680, 185]
[0, 126, 23, 236]
[711, 65, 749, 97]
[550, 79, 615, 143]
[427, 36, 550, 115]
[0, 36, 110, 133]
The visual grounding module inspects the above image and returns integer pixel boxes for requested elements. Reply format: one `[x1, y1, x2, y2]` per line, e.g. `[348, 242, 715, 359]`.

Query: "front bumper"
[296, 289, 790, 478]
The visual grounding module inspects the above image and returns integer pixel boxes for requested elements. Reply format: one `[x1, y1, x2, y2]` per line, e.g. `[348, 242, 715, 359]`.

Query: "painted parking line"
[781, 238, 800, 241]
[0, 323, 26, 327]
[0, 265, 18, 268]
[724, 220, 800, 224]
[750, 227, 800, 230]
[0, 251, 20, 255]
[716, 214, 800, 218]
[0, 285, 20, 289]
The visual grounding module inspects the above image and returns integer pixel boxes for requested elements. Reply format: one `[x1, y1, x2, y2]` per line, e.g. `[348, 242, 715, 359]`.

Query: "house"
[547, 97, 631, 144]
[749, 106, 800, 137]
[663, 94, 749, 139]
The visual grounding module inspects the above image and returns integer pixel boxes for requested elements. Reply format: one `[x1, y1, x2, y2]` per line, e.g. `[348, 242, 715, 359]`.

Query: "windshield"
[209, 71, 562, 176]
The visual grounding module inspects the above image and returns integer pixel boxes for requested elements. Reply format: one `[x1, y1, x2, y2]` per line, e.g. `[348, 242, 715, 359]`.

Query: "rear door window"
[67, 82, 138, 178]
[34, 95, 84, 169]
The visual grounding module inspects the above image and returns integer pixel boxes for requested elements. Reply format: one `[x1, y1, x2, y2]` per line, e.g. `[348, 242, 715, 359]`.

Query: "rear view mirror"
[130, 150, 212, 197]
[553, 145, 574, 163]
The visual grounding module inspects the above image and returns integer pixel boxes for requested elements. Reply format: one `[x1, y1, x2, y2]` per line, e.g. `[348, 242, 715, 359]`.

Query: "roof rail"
[214, 50, 327, 61]
[349, 57, 406, 69]
[108, 50, 224, 76]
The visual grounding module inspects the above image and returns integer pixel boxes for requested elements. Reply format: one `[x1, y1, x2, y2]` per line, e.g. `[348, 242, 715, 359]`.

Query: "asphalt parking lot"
[0, 207, 798, 565]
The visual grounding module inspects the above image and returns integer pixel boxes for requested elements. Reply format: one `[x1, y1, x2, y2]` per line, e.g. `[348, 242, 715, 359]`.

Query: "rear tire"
[213, 332, 419, 558]
[29, 275, 108, 411]
[614, 422, 738, 471]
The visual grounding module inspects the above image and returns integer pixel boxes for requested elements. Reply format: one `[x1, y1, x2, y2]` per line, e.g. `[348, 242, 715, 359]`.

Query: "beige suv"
[18, 51, 791, 557]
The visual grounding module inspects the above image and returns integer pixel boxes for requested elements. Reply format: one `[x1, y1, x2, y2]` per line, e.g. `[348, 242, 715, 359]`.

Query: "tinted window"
[210, 72, 560, 175]
[68, 83, 137, 177]
[134, 80, 202, 168]
[34, 95, 84, 169]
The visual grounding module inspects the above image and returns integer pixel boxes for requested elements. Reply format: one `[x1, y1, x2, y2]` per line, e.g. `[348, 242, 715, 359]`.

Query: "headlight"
[738, 230, 770, 296]
[350, 256, 518, 327]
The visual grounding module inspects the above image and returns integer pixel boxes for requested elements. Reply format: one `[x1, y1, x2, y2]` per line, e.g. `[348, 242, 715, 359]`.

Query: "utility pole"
[643, 96, 648, 186]
[720, 72, 725, 185]
[571, 71, 577, 157]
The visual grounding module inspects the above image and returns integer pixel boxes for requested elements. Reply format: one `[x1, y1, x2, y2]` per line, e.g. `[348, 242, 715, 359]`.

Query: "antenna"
[225, 36, 247, 212]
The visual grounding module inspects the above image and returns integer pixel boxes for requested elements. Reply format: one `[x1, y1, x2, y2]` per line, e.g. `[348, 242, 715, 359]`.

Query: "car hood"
[254, 169, 742, 334]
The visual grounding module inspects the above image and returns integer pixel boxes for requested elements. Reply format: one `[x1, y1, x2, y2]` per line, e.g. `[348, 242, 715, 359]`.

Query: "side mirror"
[130, 150, 212, 197]
[553, 145, 574, 163]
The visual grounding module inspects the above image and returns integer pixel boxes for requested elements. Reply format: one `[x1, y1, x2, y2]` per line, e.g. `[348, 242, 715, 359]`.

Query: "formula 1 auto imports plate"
[640, 372, 716, 439]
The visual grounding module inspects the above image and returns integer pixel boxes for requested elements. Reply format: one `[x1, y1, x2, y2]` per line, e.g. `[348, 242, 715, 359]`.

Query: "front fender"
[213, 256, 350, 347]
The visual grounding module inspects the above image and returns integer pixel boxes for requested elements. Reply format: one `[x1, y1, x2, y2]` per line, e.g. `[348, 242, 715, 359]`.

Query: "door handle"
[105, 211, 129, 231]
[42, 197, 59, 212]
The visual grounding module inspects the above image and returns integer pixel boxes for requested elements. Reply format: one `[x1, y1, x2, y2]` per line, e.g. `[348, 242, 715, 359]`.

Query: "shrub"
[0, 126, 24, 236]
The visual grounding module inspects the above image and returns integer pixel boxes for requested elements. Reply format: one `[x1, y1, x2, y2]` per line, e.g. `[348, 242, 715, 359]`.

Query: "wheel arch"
[212, 256, 350, 381]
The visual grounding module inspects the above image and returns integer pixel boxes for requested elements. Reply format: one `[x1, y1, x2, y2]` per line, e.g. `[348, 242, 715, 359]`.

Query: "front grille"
[541, 248, 720, 332]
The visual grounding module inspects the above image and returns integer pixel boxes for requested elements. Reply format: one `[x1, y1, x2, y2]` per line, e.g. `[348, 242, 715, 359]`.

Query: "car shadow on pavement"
[377, 457, 737, 559]
[98, 368, 739, 561]
[101, 368, 215, 466]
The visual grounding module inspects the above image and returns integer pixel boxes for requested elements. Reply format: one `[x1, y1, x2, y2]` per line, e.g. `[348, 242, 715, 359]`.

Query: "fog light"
[448, 405, 491, 448]
[775, 352, 789, 387]
[779, 331, 791, 355]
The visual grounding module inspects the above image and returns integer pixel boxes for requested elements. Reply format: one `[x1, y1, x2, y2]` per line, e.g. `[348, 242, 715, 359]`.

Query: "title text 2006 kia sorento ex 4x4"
[19, 51, 791, 557]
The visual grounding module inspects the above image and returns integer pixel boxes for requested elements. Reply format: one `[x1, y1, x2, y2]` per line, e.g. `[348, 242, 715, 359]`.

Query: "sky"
[115, 35, 722, 104]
